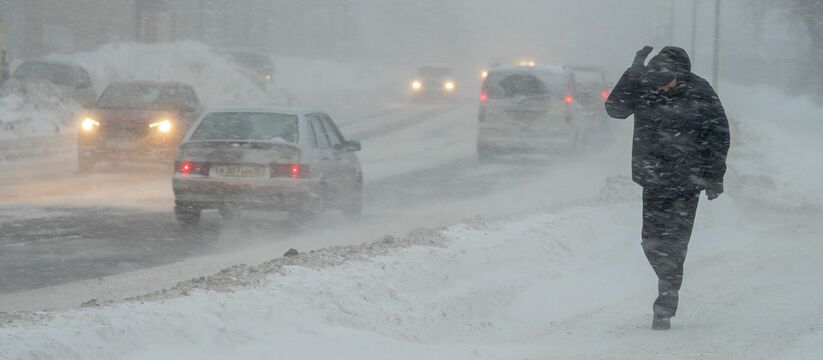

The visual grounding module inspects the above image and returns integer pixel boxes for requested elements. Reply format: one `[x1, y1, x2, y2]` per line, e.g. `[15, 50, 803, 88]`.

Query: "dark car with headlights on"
[172, 108, 363, 226]
[218, 49, 275, 90]
[77, 81, 203, 171]
[409, 65, 457, 103]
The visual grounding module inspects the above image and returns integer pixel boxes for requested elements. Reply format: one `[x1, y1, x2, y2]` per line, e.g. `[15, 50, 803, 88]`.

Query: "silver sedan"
[172, 108, 363, 226]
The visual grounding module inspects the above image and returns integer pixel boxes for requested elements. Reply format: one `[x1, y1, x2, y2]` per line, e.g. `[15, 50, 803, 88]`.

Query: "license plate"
[214, 165, 266, 177]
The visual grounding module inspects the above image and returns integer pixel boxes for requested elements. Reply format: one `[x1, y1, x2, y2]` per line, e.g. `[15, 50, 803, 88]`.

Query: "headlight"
[411, 80, 423, 91]
[481, 70, 488, 79]
[264, 74, 273, 81]
[444, 81, 456, 91]
[149, 119, 173, 133]
[81, 118, 99, 131]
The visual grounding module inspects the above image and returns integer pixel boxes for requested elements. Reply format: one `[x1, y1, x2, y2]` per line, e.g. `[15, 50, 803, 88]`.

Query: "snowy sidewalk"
[3, 190, 821, 359]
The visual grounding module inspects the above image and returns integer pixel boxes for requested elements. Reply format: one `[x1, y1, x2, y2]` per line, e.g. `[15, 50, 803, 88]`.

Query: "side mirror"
[345, 140, 361, 152]
[178, 104, 197, 113]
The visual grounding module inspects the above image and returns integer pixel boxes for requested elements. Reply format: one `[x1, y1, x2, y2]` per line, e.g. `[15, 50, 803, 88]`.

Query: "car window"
[307, 115, 331, 149]
[417, 66, 453, 79]
[97, 84, 189, 109]
[320, 115, 344, 147]
[491, 73, 549, 98]
[181, 86, 200, 109]
[190, 112, 299, 143]
[487, 70, 566, 99]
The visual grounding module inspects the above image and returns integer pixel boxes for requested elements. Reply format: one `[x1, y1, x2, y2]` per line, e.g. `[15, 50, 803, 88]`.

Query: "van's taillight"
[479, 89, 489, 103]
[272, 164, 309, 179]
[176, 161, 209, 176]
[601, 91, 610, 100]
[564, 95, 575, 104]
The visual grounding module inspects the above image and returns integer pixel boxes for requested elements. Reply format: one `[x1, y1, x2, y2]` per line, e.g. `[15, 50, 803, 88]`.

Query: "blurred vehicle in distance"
[77, 81, 203, 172]
[218, 49, 275, 90]
[410, 65, 457, 103]
[172, 108, 363, 226]
[1, 60, 96, 104]
[565, 65, 611, 121]
[477, 65, 587, 161]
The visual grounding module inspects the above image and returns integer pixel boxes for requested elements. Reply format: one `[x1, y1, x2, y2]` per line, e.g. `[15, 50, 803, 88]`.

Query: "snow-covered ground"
[2, 82, 822, 359]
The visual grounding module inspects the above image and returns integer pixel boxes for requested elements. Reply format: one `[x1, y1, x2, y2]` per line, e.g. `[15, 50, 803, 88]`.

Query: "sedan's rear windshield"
[190, 112, 299, 143]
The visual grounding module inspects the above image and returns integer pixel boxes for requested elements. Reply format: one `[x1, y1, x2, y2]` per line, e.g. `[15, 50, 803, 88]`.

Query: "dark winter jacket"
[606, 47, 730, 192]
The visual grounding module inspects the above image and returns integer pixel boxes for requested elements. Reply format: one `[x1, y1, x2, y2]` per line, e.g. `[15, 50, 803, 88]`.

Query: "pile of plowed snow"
[0, 42, 402, 140]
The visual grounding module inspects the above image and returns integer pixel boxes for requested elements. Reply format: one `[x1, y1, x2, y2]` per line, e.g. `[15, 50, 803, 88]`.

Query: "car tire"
[175, 203, 201, 227]
[341, 184, 363, 220]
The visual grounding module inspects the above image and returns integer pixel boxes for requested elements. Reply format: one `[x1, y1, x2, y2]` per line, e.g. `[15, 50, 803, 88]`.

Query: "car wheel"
[341, 185, 363, 220]
[175, 203, 202, 227]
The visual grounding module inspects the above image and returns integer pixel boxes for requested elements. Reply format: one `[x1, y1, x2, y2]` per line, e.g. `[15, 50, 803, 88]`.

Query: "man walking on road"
[605, 46, 730, 330]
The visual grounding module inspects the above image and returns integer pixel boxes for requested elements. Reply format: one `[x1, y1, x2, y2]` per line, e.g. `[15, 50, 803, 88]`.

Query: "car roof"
[417, 65, 454, 73]
[489, 64, 570, 75]
[19, 60, 86, 71]
[107, 80, 192, 88]
[205, 107, 324, 116]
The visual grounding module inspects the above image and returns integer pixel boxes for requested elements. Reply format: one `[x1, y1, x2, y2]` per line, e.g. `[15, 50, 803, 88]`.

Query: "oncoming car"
[477, 65, 585, 160]
[172, 108, 363, 226]
[410, 65, 457, 102]
[218, 49, 275, 89]
[77, 81, 203, 171]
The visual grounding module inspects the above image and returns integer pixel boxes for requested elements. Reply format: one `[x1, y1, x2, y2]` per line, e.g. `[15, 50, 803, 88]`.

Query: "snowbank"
[0, 42, 404, 140]
[0, 202, 643, 359]
[722, 83, 823, 208]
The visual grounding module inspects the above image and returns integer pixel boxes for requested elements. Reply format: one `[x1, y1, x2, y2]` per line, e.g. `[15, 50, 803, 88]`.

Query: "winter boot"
[652, 315, 671, 330]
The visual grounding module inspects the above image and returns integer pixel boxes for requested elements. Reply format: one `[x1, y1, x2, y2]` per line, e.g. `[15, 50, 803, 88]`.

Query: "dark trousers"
[642, 187, 700, 318]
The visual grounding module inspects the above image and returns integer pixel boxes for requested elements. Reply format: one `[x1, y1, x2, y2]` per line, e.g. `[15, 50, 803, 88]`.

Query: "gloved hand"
[633, 46, 654, 67]
[706, 183, 724, 200]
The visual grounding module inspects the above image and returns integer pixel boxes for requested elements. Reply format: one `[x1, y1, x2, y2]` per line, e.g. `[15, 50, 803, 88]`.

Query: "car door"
[320, 114, 360, 190]
[305, 114, 336, 190]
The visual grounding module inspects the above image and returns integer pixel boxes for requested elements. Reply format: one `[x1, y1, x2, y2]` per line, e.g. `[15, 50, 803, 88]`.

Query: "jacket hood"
[648, 46, 692, 74]
[645, 46, 692, 86]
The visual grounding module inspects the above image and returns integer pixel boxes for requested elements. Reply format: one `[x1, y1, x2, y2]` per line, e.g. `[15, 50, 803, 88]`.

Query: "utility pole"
[691, 0, 698, 59]
[713, 0, 721, 90]
[668, 0, 676, 43]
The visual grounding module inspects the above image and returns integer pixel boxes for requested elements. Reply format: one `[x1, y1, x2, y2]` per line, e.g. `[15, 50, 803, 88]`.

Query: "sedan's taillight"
[272, 164, 309, 179]
[176, 161, 209, 176]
